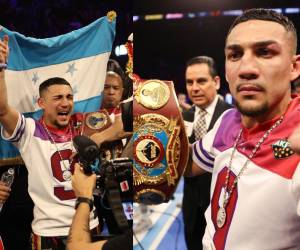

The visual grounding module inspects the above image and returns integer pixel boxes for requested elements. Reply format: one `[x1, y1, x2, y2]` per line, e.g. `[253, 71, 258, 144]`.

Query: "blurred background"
[133, 0, 300, 98]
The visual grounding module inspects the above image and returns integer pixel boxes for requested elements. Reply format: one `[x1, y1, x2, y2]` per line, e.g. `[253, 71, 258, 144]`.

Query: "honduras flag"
[0, 14, 116, 165]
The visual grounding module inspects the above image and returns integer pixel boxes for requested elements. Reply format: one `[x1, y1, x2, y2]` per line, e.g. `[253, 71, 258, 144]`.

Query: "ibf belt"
[133, 79, 189, 204]
[80, 110, 112, 137]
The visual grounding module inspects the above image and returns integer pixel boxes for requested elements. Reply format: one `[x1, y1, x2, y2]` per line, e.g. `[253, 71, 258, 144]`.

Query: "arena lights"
[270, 8, 282, 13]
[187, 13, 196, 18]
[144, 14, 164, 21]
[165, 13, 184, 19]
[210, 10, 221, 17]
[285, 8, 300, 14]
[198, 11, 208, 17]
[222, 10, 243, 16]
[115, 44, 127, 57]
[133, 7, 300, 22]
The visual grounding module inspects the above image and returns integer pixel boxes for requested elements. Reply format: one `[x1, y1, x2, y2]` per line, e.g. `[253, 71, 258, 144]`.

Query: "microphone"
[73, 135, 100, 174]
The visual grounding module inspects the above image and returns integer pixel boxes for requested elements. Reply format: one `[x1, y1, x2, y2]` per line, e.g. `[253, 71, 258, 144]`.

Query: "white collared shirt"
[194, 95, 219, 130]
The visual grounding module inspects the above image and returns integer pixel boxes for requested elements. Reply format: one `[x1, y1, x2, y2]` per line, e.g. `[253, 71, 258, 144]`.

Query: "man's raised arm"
[0, 35, 19, 136]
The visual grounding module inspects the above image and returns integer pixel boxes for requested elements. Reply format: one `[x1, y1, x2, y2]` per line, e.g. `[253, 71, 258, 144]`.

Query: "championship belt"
[80, 110, 112, 137]
[133, 79, 189, 204]
[77, 110, 123, 164]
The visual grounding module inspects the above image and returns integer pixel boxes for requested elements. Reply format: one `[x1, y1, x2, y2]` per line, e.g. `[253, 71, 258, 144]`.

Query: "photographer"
[67, 163, 132, 250]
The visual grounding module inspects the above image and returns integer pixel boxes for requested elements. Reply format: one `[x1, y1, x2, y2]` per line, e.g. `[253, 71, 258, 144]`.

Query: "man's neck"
[42, 117, 69, 132]
[241, 98, 291, 129]
[195, 95, 218, 113]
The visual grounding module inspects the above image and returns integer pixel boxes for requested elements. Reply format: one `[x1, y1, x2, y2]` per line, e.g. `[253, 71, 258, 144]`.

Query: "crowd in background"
[0, 0, 131, 43]
[0, 0, 131, 72]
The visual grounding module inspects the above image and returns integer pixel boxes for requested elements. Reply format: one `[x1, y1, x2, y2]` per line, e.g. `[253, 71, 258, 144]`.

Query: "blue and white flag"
[0, 15, 116, 165]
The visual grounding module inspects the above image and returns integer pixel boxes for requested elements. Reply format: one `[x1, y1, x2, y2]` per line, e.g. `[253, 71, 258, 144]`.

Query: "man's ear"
[214, 76, 221, 90]
[37, 97, 45, 109]
[291, 55, 300, 82]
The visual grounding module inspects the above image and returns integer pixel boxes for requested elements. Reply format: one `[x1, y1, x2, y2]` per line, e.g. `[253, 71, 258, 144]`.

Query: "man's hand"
[0, 35, 9, 64]
[68, 164, 105, 250]
[0, 181, 11, 204]
[71, 163, 96, 199]
[90, 115, 131, 145]
[289, 125, 300, 154]
[89, 133, 104, 146]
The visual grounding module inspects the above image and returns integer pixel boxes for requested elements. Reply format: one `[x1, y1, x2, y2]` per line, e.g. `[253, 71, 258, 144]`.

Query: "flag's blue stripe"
[0, 95, 102, 160]
[0, 17, 115, 71]
[74, 95, 103, 113]
[0, 139, 20, 160]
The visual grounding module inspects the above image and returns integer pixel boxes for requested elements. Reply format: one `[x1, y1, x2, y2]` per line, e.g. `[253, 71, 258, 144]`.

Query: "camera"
[73, 135, 133, 233]
[72, 135, 100, 174]
[72, 135, 132, 194]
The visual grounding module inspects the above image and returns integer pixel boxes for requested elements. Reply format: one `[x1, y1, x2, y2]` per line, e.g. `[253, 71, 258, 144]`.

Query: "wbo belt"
[73, 110, 123, 160]
[133, 79, 189, 204]
[76, 109, 112, 137]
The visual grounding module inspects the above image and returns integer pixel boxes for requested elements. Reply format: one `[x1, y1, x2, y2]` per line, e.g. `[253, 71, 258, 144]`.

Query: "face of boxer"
[38, 84, 74, 129]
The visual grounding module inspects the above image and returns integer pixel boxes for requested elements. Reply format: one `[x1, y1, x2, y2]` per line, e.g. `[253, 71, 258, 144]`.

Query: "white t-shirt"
[193, 97, 300, 250]
[1, 113, 98, 236]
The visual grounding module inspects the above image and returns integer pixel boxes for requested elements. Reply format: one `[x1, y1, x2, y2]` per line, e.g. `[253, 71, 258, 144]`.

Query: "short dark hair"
[226, 8, 297, 53]
[39, 77, 71, 97]
[107, 59, 132, 100]
[186, 56, 218, 78]
[107, 59, 124, 80]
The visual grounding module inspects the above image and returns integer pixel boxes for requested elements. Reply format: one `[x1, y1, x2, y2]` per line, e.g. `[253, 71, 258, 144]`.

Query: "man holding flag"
[0, 13, 115, 250]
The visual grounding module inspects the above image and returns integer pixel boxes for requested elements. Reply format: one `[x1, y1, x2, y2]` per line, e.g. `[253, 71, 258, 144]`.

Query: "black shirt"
[102, 229, 132, 250]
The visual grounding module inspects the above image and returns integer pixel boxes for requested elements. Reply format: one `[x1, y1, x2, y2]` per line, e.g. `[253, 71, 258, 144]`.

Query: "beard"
[54, 119, 69, 129]
[235, 99, 269, 117]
